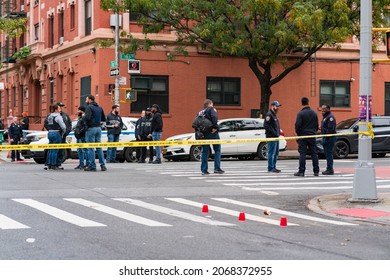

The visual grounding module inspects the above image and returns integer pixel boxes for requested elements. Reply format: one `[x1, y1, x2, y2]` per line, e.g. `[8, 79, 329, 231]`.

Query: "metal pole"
[351, 0, 377, 201]
[114, 1, 120, 105]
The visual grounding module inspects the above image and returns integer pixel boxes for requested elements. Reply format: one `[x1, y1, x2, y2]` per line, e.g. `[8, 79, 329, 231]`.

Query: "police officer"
[321, 104, 337, 175]
[294, 97, 319, 177]
[264, 100, 282, 173]
[138, 108, 154, 163]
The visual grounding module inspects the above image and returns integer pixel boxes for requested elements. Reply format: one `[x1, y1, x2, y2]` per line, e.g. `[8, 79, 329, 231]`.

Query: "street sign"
[110, 61, 117, 69]
[110, 68, 119, 76]
[128, 60, 141, 73]
[119, 76, 127, 85]
[121, 53, 135, 60]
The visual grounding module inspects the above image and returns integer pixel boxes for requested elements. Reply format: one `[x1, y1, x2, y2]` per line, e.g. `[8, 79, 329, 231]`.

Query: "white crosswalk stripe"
[0, 214, 30, 229]
[64, 198, 171, 227]
[114, 198, 235, 226]
[12, 199, 106, 227]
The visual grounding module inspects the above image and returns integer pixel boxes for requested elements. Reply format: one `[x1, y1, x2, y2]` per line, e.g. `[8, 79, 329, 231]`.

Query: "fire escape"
[0, 0, 27, 64]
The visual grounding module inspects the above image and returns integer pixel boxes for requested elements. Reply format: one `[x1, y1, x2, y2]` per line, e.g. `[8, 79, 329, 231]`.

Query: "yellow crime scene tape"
[0, 128, 373, 151]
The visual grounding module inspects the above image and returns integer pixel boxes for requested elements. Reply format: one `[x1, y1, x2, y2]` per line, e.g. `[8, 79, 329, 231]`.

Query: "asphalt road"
[1, 157, 390, 260]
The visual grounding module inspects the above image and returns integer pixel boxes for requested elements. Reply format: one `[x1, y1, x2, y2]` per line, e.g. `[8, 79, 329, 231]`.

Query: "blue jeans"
[106, 133, 120, 161]
[152, 131, 163, 161]
[47, 131, 62, 166]
[201, 132, 221, 173]
[85, 127, 105, 169]
[267, 140, 279, 171]
[322, 136, 336, 171]
[77, 137, 87, 167]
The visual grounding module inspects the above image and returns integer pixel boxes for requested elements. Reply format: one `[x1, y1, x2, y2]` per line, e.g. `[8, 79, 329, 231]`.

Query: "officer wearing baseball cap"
[264, 100, 282, 173]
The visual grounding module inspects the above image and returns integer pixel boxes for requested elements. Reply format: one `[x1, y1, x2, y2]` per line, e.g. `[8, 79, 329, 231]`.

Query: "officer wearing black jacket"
[150, 104, 163, 164]
[106, 104, 123, 163]
[138, 108, 154, 163]
[321, 104, 337, 175]
[8, 117, 24, 162]
[294, 97, 319, 177]
[264, 100, 282, 173]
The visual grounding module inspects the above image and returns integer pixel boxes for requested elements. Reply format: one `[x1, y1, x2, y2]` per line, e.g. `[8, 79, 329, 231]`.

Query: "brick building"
[1, 0, 390, 147]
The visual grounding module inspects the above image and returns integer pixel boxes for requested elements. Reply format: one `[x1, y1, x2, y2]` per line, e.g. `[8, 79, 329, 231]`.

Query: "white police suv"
[21, 117, 138, 164]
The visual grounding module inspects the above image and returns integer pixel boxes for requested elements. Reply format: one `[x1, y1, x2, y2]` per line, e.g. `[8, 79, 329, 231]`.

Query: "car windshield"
[336, 118, 358, 130]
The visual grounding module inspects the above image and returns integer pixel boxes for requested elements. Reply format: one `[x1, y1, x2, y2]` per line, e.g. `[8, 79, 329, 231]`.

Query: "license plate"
[162, 149, 167, 154]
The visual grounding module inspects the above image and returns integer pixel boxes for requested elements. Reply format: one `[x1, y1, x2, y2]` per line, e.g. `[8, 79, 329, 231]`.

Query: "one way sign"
[110, 68, 119, 76]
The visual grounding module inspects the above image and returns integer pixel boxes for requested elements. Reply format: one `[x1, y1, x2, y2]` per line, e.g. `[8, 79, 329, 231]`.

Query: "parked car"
[21, 117, 138, 164]
[163, 118, 287, 161]
[316, 116, 390, 159]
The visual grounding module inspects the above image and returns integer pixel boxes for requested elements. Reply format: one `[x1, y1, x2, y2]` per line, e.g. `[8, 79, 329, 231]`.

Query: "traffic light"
[386, 30, 390, 58]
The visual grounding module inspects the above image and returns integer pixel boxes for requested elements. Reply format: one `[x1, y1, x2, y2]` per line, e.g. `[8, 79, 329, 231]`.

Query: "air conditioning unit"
[21, 5, 24, 11]
[59, 36, 64, 45]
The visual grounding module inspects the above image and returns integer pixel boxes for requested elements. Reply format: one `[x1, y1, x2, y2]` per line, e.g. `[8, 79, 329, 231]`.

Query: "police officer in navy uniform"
[264, 100, 282, 173]
[294, 97, 319, 177]
[321, 104, 337, 175]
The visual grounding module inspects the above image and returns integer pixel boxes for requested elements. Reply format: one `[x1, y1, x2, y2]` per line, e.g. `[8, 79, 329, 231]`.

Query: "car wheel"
[190, 145, 203, 161]
[257, 143, 267, 160]
[124, 147, 137, 162]
[333, 140, 349, 159]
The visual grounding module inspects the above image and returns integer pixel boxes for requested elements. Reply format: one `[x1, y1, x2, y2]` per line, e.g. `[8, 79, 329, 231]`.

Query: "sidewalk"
[1, 148, 390, 226]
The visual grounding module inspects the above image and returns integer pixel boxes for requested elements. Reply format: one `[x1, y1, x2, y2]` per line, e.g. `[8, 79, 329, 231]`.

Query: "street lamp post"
[114, 2, 120, 105]
[351, 0, 377, 201]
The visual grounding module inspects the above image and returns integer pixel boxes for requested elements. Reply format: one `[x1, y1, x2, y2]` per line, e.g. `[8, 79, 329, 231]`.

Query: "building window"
[50, 79, 54, 105]
[48, 16, 54, 48]
[70, 4, 76, 30]
[320, 80, 351, 108]
[34, 23, 39, 41]
[206, 77, 241, 106]
[59, 10, 64, 43]
[130, 75, 169, 113]
[13, 87, 17, 108]
[85, 0, 92, 36]
[385, 82, 390, 116]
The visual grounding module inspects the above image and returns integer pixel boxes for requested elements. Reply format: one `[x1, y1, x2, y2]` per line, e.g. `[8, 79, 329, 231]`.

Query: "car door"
[372, 117, 390, 152]
[235, 119, 264, 153]
[218, 120, 238, 154]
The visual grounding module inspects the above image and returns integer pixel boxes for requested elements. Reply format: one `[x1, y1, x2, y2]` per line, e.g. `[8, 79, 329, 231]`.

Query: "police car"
[21, 117, 138, 164]
[163, 118, 287, 161]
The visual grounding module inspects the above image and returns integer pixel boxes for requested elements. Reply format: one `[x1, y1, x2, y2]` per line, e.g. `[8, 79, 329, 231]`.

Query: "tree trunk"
[249, 58, 273, 118]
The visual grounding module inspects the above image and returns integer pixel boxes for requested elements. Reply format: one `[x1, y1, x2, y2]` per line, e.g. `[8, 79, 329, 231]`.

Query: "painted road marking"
[213, 198, 357, 226]
[204, 177, 355, 183]
[64, 198, 171, 227]
[114, 198, 235, 226]
[0, 214, 30, 230]
[166, 198, 298, 226]
[242, 184, 390, 191]
[223, 179, 390, 186]
[12, 199, 106, 227]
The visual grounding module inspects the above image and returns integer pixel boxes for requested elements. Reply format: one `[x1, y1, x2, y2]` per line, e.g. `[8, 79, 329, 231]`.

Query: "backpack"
[192, 109, 213, 138]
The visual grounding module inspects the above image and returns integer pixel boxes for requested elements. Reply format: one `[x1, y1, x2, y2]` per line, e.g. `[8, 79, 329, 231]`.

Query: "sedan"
[163, 118, 287, 161]
[316, 116, 390, 159]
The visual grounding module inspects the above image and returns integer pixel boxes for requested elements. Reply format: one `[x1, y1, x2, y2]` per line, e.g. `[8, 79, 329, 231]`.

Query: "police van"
[21, 117, 138, 164]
